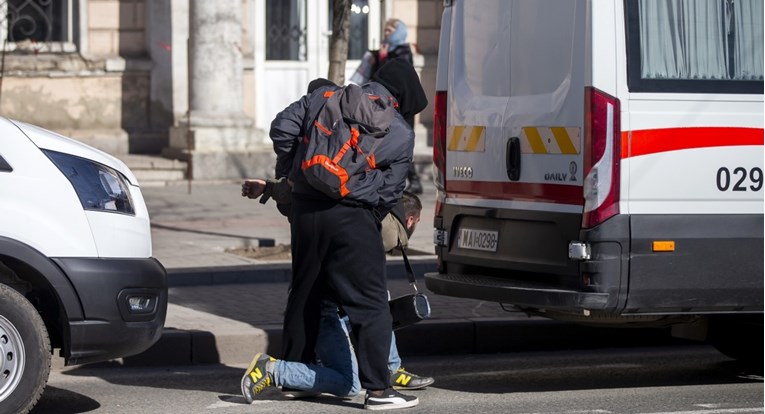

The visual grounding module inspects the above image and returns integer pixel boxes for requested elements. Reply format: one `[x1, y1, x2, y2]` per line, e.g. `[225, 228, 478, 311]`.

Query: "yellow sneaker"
[390, 367, 434, 390]
[241, 353, 276, 403]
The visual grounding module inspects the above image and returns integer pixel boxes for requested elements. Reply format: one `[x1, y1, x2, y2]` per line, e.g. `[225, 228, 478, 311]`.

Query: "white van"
[425, 0, 763, 361]
[0, 117, 167, 413]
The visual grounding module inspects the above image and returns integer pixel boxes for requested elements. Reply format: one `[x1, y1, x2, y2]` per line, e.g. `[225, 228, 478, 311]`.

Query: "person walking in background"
[351, 18, 423, 195]
[351, 18, 414, 86]
[241, 59, 428, 410]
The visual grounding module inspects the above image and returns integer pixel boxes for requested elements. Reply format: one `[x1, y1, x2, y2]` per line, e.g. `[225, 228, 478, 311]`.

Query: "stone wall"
[88, 0, 147, 58]
[0, 0, 444, 168]
[0, 0, 164, 155]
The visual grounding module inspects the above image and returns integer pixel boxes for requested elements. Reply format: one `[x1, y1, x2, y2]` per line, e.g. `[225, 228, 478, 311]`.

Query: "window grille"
[266, 0, 307, 61]
[0, 0, 76, 52]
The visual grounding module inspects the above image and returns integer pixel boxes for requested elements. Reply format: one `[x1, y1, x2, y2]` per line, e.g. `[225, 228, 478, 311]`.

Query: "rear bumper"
[432, 206, 764, 315]
[53, 257, 168, 365]
[425, 272, 609, 311]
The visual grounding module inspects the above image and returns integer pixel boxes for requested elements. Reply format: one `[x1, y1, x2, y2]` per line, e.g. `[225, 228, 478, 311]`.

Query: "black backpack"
[298, 83, 396, 199]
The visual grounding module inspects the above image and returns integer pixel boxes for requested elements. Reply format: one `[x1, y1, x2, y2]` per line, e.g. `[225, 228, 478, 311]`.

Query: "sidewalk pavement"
[116, 177, 680, 367]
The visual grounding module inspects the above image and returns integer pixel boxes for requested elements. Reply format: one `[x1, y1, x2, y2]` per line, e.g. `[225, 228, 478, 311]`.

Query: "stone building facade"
[0, 0, 442, 179]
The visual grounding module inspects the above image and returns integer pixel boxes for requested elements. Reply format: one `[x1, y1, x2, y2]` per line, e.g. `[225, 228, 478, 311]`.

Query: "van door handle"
[506, 137, 520, 181]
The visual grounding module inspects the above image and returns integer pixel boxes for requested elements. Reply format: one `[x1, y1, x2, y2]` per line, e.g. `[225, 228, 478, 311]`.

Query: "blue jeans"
[339, 315, 402, 373]
[271, 300, 401, 397]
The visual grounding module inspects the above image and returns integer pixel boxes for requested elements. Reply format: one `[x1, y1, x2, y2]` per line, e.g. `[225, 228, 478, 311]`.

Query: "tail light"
[582, 87, 620, 229]
[432, 90, 447, 191]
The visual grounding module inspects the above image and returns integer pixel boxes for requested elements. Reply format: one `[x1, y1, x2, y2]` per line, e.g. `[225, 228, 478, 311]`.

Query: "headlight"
[43, 150, 135, 215]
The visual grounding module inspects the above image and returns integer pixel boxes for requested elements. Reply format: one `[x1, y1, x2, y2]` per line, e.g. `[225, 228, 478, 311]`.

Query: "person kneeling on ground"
[239, 59, 428, 411]
[241, 182, 435, 396]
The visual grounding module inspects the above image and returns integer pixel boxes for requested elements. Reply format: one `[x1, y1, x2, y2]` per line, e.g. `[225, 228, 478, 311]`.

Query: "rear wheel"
[708, 315, 764, 366]
[0, 284, 51, 414]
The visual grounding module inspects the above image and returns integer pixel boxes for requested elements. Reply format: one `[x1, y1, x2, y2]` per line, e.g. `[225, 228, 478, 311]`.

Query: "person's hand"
[379, 43, 389, 61]
[242, 179, 267, 199]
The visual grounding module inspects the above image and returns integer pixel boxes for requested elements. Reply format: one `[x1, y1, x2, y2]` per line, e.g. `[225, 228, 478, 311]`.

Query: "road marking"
[518, 410, 613, 414]
[207, 395, 273, 409]
[642, 409, 763, 414]
[516, 408, 763, 414]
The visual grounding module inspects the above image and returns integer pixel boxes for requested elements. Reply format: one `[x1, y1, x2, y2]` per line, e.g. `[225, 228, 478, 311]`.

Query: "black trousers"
[281, 196, 392, 391]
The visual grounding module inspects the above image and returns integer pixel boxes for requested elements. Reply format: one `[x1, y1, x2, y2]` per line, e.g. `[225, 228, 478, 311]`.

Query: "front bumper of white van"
[52, 257, 167, 365]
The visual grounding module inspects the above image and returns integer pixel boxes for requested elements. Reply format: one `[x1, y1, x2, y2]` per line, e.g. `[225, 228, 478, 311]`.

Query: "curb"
[109, 259, 685, 368]
[120, 316, 682, 367]
[166, 256, 439, 286]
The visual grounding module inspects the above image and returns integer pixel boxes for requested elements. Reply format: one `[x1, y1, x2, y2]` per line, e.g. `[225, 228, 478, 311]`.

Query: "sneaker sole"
[241, 376, 255, 404]
[364, 398, 419, 411]
[392, 378, 435, 391]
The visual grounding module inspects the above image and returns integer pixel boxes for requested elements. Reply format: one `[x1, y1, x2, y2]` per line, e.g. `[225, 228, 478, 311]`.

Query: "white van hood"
[10, 119, 140, 185]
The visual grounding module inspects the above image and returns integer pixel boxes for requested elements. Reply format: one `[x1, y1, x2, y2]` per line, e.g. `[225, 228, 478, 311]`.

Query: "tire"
[0, 284, 51, 414]
[708, 315, 764, 366]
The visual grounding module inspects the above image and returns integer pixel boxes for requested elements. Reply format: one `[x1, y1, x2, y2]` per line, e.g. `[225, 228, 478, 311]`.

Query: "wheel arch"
[0, 236, 84, 354]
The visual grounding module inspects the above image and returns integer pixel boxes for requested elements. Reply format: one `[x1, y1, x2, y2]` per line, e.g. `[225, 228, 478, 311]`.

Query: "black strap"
[258, 180, 273, 204]
[398, 242, 419, 293]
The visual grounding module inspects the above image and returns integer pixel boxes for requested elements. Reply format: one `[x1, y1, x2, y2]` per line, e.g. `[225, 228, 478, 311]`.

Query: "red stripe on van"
[622, 127, 763, 159]
[447, 181, 583, 205]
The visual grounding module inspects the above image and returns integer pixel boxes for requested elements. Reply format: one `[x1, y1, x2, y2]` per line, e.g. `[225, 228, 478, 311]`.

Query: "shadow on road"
[31, 386, 100, 414]
[406, 345, 763, 394]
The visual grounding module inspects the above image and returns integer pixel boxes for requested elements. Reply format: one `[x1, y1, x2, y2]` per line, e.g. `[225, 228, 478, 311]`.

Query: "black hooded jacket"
[269, 63, 427, 210]
[370, 43, 414, 78]
[371, 58, 428, 127]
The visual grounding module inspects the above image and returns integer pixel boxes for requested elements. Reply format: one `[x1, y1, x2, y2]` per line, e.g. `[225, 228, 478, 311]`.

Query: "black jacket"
[269, 82, 413, 211]
[371, 57, 428, 129]
[371, 43, 414, 75]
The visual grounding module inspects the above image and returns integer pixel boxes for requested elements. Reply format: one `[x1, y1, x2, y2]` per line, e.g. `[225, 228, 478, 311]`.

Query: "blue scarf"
[385, 22, 408, 53]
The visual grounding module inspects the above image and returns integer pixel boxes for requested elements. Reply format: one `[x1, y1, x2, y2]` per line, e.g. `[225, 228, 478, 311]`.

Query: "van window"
[626, 0, 764, 93]
[452, 1, 578, 98]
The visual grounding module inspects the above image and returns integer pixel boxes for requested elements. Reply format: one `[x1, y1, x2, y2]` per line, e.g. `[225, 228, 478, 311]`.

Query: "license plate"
[457, 228, 498, 252]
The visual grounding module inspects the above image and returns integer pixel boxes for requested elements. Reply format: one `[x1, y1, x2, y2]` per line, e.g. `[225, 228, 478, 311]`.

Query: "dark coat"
[269, 82, 414, 211]
[370, 43, 414, 75]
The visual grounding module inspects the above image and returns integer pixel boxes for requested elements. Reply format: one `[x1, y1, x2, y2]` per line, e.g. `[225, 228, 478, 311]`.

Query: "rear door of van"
[428, 0, 601, 309]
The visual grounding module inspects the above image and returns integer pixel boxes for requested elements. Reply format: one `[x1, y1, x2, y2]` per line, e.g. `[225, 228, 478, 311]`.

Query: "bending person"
[240, 60, 428, 411]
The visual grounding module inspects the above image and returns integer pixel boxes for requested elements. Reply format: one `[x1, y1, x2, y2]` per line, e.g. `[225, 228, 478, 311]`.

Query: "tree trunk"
[328, 0, 351, 85]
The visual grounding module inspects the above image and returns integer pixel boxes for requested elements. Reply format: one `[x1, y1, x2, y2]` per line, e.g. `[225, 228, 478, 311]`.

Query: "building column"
[167, 0, 270, 180]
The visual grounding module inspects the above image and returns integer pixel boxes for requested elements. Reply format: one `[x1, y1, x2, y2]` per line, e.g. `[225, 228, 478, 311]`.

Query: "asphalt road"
[32, 345, 763, 414]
